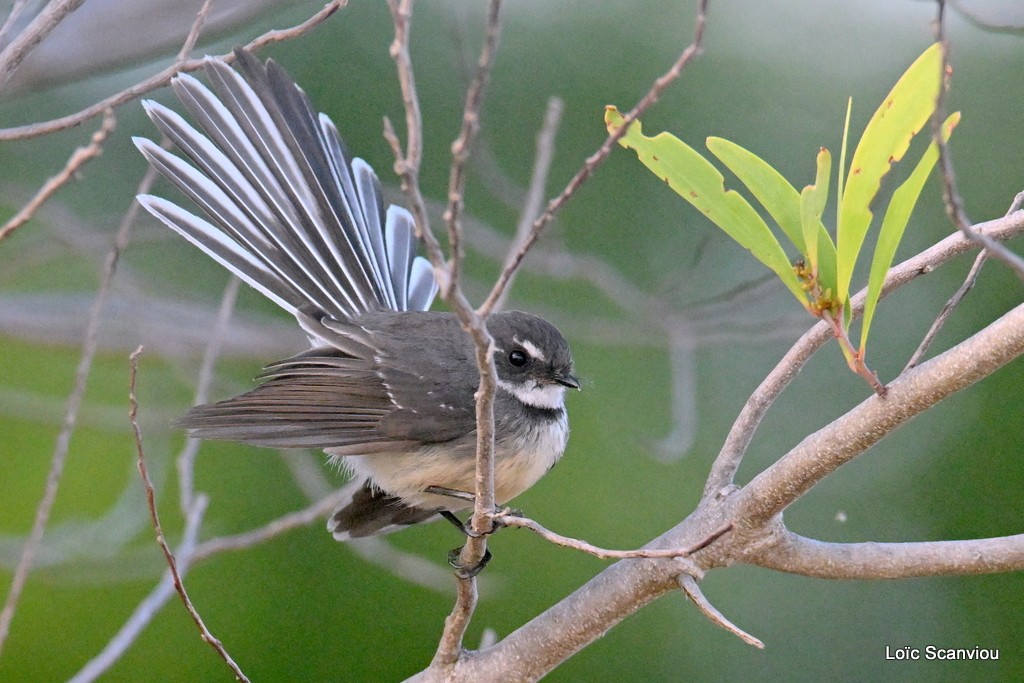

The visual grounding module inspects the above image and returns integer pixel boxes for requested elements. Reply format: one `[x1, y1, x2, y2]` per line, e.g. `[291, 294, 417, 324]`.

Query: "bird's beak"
[555, 373, 581, 390]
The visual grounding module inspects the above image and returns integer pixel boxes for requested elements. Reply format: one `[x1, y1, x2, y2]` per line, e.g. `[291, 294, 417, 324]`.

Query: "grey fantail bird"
[133, 50, 578, 541]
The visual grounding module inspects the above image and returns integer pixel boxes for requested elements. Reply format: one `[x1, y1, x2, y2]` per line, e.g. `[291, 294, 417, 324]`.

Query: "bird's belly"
[342, 412, 568, 511]
[493, 412, 569, 503]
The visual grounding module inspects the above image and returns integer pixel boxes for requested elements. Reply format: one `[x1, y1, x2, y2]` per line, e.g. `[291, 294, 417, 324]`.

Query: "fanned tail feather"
[134, 49, 438, 324]
[329, 478, 439, 540]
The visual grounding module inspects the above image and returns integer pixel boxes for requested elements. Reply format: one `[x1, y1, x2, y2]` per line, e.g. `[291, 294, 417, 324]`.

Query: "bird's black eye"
[508, 349, 528, 367]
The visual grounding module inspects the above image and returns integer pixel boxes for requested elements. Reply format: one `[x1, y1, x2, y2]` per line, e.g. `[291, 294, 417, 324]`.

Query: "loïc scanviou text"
[885, 645, 999, 661]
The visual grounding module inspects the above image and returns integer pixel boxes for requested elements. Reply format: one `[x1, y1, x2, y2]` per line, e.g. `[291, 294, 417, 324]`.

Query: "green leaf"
[859, 111, 960, 354]
[606, 106, 807, 305]
[709, 137, 838, 301]
[800, 147, 831, 277]
[706, 137, 805, 253]
[836, 42, 943, 306]
[836, 97, 852, 242]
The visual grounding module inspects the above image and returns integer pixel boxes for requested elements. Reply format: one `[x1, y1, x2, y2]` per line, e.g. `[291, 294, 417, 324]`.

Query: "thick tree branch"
[734, 299, 1024, 526]
[407, 210, 1024, 681]
[752, 529, 1024, 579]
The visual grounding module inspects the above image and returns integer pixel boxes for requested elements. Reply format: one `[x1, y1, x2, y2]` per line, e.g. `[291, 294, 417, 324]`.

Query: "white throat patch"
[498, 378, 565, 410]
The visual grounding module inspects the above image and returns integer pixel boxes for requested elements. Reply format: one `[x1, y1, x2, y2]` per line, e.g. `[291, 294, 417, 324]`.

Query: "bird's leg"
[437, 512, 494, 578]
[426, 487, 502, 578]
[428, 486, 515, 537]
[424, 485, 475, 503]
[439, 510, 482, 537]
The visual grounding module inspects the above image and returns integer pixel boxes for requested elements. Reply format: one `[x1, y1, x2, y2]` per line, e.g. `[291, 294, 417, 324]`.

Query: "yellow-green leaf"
[708, 137, 838, 299]
[606, 106, 806, 304]
[859, 111, 960, 355]
[836, 42, 943, 306]
[800, 147, 831, 277]
[706, 137, 805, 253]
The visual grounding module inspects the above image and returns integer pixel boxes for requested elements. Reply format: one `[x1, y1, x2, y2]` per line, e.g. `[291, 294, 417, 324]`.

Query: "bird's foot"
[447, 546, 493, 579]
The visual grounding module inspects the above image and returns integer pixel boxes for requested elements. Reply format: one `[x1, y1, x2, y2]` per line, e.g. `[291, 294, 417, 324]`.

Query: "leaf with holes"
[605, 106, 806, 305]
[836, 42, 944, 307]
[859, 111, 960, 355]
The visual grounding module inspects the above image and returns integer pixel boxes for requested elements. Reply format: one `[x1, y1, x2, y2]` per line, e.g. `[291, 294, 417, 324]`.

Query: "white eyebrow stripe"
[515, 337, 546, 362]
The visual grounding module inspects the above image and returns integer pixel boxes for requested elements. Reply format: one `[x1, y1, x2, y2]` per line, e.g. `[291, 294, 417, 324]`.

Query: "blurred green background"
[2, 0, 1023, 681]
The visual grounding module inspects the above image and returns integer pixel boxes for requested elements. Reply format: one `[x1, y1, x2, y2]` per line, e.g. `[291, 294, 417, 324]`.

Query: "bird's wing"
[178, 316, 479, 451]
[134, 49, 437, 329]
[177, 348, 413, 450]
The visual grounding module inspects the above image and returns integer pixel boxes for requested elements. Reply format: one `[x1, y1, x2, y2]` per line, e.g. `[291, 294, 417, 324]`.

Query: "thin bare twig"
[443, 0, 507, 600]
[392, 89, 538, 623]
[176, 0, 215, 61]
[69, 509, 206, 683]
[178, 276, 240, 514]
[0, 109, 116, 242]
[383, 2, 446, 278]
[488, 96, 563, 314]
[0, 0, 211, 238]
[0, 0, 226, 655]
[677, 574, 764, 649]
[1009, 191, 1024, 217]
[479, 0, 710, 316]
[443, 0, 503, 296]
[432, 578, 479, 672]
[71, 483, 386, 680]
[495, 513, 733, 560]
[0, 0, 347, 142]
[909, 192, 1024, 367]
[949, 0, 1024, 33]
[0, 166, 159, 661]
[933, 2, 1024, 278]
[903, 249, 987, 372]
[191, 489, 350, 561]
[389, 1, 711, 671]
[129, 348, 250, 683]
[385, 0, 509, 669]
[385, 1, 483, 667]
[0, 0, 85, 91]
